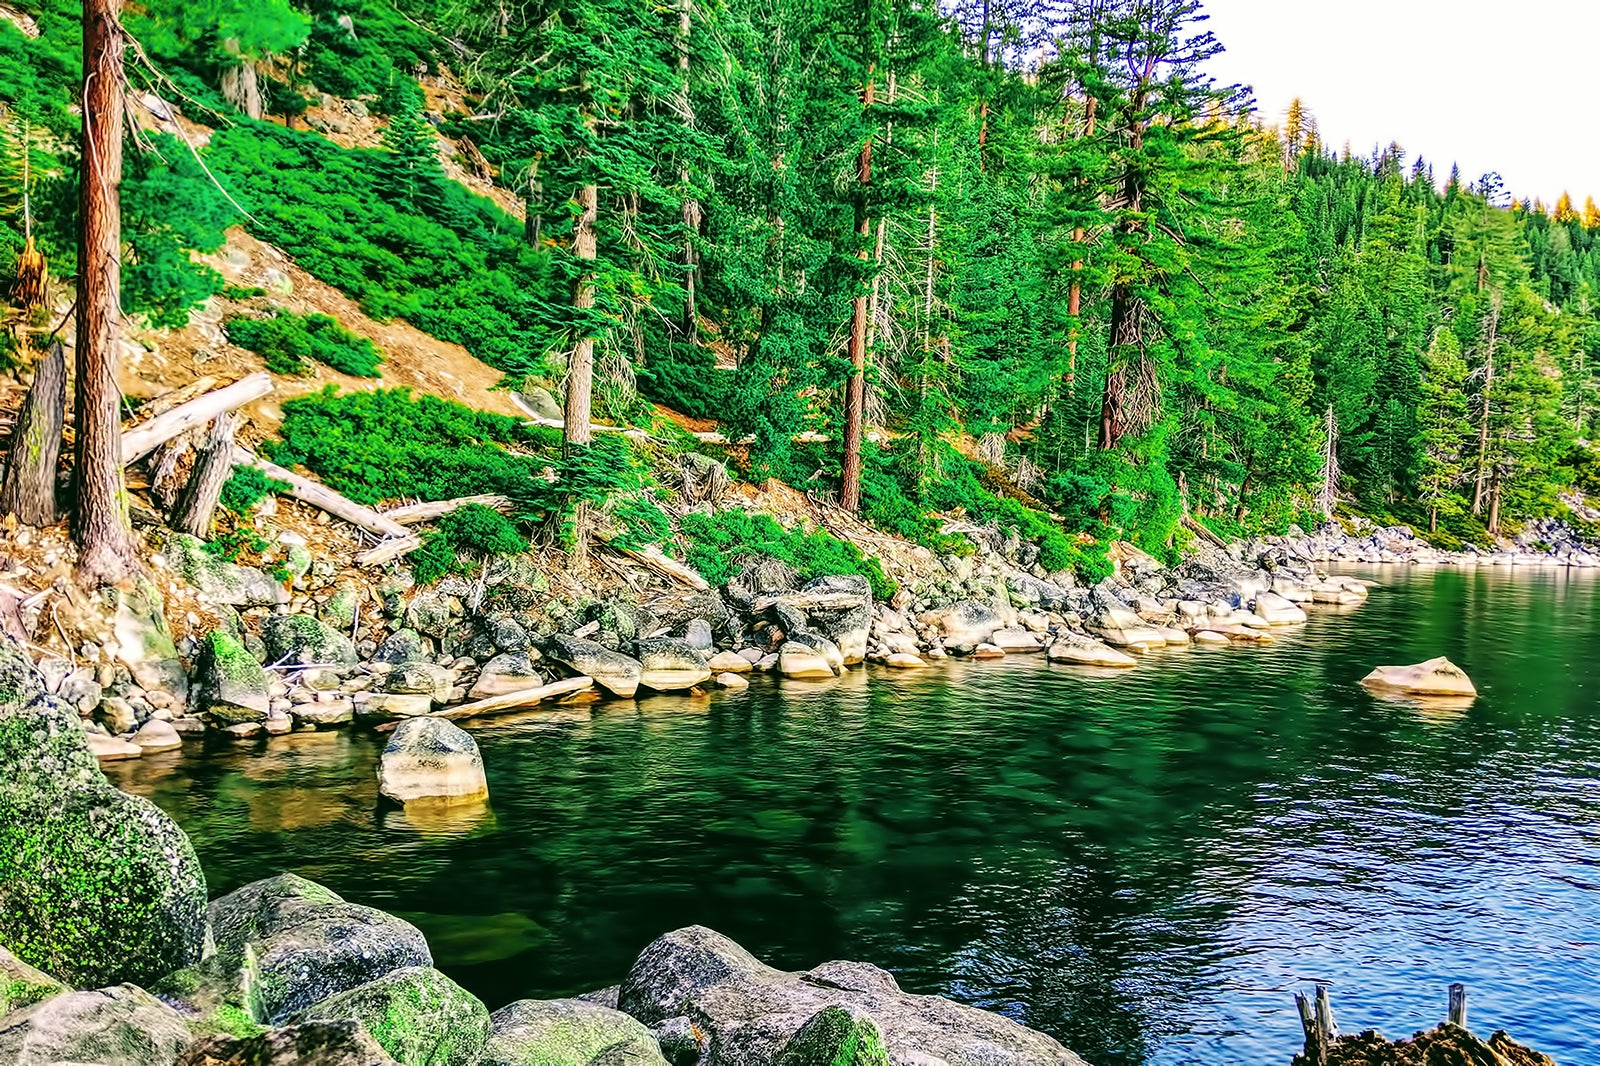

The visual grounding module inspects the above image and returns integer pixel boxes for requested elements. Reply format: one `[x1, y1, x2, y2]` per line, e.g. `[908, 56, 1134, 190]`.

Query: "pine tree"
[377, 83, 446, 215]
[1416, 327, 1470, 531]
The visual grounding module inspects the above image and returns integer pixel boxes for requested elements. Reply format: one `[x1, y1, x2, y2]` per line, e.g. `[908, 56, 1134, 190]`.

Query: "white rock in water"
[1253, 592, 1308, 626]
[716, 672, 750, 689]
[779, 642, 835, 680]
[884, 653, 925, 669]
[378, 718, 488, 803]
[988, 628, 1043, 653]
[87, 733, 141, 760]
[1047, 636, 1136, 668]
[708, 651, 753, 674]
[1192, 630, 1231, 645]
[971, 643, 1006, 660]
[1361, 657, 1477, 697]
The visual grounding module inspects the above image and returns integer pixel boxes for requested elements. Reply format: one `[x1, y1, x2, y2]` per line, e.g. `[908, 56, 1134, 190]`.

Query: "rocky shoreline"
[1, 636, 1096, 1065]
[9, 521, 1392, 770]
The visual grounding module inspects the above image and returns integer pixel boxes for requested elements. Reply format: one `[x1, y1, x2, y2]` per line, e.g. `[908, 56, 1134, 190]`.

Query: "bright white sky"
[1200, 0, 1600, 205]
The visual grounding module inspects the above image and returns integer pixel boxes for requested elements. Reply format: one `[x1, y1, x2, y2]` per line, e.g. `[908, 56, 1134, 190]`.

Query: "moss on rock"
[478, 998, 666, 1066]
[0, 645, 207, 989]
[0, 945, 66, 1015]
[262, 614, 359, 667]
[195, 629, 271, 724]
[299, 966, 490, 1066]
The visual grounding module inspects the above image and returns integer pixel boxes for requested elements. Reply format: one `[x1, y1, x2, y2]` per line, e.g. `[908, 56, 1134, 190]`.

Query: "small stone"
[884, 653, 924, 669]
[88, 733, 142, 760]
[708, 651, 752, 673]
[132, 719, 182, 751]
[716, 672, 749, 689]
[222, 722, 263, 738]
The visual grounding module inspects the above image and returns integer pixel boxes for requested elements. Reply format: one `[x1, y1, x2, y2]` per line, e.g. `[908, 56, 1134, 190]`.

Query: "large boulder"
[299, 966, 491, 1066]
[373, 629, 430, 665]
[378, 718, 489, 804]
[469, 653, 546, 699]
[634, 639, 711, 692]
[1361, 657, 1477, 697]
[550, 636, 644, 699]
[205, 873, 431, 1024]
[0, 645, 207, 989]
[178, 1021, 402, 1066]
[195, 629, 271, 724]
[616, 927, 1090, 1065]
[478, 998, 667, 1066]
[817, 604, 871, 666]
[383, 662, 455, 705]
[0, 946, 66, 1015]
[0, 983, 193, 1066]
[111, 577, 190, 704]
[262, 614, 359, 667]
[931, 600, 1000, 650]
[1252, 591, 1307, 626]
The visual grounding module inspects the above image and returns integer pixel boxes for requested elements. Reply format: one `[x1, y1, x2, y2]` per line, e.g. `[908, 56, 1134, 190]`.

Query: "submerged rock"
[0, 645, 207, 989]
[616, 926, 1091, 1065]
[378, 718, 489, 803]
[1361, 656, 1477, 697]
[205, 873, 432, 1024]
[299, 966, 491, 1066]
[0, 983, 193, 1066]
[478, 998, 667, 1066]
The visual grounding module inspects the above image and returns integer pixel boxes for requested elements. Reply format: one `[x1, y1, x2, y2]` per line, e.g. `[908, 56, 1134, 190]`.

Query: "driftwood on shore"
[597, 536, 710, 591]
[432, 675, 595, 721]
[122, 373, 272, 465]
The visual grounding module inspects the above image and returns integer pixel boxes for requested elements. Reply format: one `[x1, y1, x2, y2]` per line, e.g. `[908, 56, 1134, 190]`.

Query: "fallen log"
[130, 375, 219, 422]
[381, 494, 514, 525]
[230, 447, 410, 540]
[122, 373, 272, 465]
[598, 537, 709, 591]
[433, 675, 594, 721]
[354, 535, 422, 566]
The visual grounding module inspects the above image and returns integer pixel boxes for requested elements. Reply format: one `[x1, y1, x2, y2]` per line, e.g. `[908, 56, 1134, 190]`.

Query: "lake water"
[108, 566, 1600, 1064]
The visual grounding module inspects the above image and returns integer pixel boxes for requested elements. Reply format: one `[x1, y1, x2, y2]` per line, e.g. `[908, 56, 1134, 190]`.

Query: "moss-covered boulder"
[0, 983, 192, 1066]
[206, 874, 432, 1025]
[262, 614, 360, 667]
[478, 998, 666, 1066]
[298, 966, 490, 1066]
[0, 644, 207, 989]
[195, 629, 271, 724]
[0, 945, 66, 1015]
[176, 1020, 402, 1066]
[374, 628, 429, 665]
[167, 532, 282, 607]
[319, 585, 362, 633]
[777, 1005, 889, 1065]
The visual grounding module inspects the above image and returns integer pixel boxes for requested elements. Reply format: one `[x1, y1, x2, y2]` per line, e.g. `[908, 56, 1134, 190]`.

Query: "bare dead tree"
[0, 342, 66, 526]
[170, 412, 238, 538]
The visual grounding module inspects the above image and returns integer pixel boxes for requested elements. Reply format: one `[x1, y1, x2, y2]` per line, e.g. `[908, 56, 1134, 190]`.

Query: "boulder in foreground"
[0, 984, 192, 1066]
[617, 925, 1091, 1065]
[478, 997, 667, 1066]
[298, 966, 490, 1066]
[1361, 656, 1477, 697]
[176, 1020, 401, 1066]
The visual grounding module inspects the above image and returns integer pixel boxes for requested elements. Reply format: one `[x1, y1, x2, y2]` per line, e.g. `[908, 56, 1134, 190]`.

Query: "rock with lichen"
[298, 966, 490, 1066]
[0, 946, 66, 1016]
[194, 629, 271, 724]
[262, 614, 359, 667]
[166, 532, 282, 607]
[0, 642, 207, 989]
[0, 984, 193, 1066]
[477, 998, 666, 1066]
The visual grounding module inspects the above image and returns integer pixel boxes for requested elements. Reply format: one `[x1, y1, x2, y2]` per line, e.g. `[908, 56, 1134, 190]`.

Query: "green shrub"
[267, 386, 555, 504]
[220, 466, 290, 513]
[226, 310, 383, 377]
[681, 509, 897, 600]
[409, 503, 528, 583]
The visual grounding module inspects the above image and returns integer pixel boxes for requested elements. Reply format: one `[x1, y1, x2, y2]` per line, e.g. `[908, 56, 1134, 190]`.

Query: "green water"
[110, 566, 1600, 1064]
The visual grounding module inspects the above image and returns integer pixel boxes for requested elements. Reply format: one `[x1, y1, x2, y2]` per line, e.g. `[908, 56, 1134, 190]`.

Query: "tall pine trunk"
[1470, 299, 1499, 515]
[565, 179, 598, 569]
[1065, 95, 1096, 392]
[840, 66, 875, 513]
[74, 0, 139, 587]
[677, 0, 701, 342]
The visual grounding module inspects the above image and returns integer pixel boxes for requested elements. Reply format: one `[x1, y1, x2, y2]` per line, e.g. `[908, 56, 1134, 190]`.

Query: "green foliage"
[226, 310, 383, 377]
[268, 387, 555, 504]
[409, 504, 528, 583]
[681, 509, 896, 601]
[219, 466, 289, 513]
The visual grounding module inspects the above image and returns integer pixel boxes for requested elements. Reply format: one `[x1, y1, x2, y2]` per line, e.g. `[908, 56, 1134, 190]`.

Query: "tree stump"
[170, 412, 237, 538]
[0, 342, 66, 526]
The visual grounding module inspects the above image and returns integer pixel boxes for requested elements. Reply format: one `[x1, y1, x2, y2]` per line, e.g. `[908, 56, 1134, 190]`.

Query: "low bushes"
[226, 311, 383, 377]
[681, 510, 896, 601]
